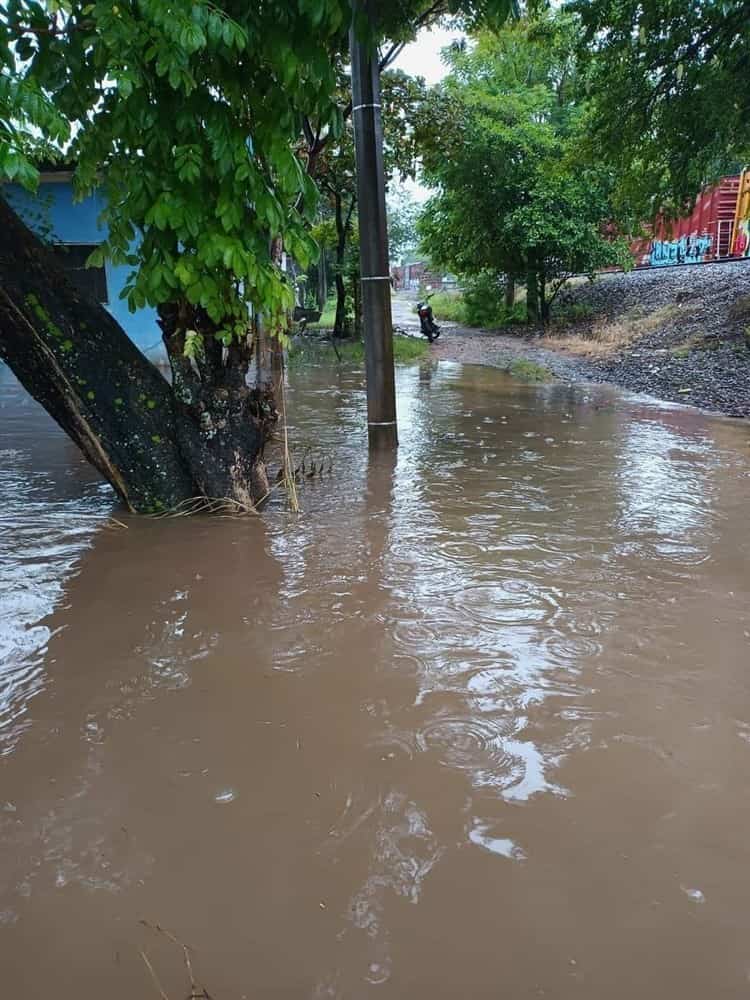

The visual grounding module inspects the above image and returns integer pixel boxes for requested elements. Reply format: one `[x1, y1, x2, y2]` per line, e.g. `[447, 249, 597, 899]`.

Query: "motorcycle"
[417, 292, 441, 343]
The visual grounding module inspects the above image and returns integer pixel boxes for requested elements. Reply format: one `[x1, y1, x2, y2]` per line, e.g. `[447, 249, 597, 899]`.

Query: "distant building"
[391, 259, 458, 292]
[4, 167, 161, 359]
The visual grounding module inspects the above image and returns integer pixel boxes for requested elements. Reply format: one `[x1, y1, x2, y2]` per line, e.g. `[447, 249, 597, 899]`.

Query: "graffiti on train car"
[650, 235, 712, 266]
[734, 219, 750, 257]
[731, 170, 750, 258]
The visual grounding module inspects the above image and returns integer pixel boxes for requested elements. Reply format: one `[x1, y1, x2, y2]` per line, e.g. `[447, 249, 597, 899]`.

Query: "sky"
[392, 23, 463, 86]
[390, 25, 464, 203]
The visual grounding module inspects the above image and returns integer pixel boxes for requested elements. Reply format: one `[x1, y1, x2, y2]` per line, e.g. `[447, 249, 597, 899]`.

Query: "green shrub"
[428, 291, 467, 324]
[420, 273, 528, 329]
[551, 301, 596, 326]
[494, 302, 528, 326]
[462, 271, 506, 326]
[462, 272, 528, 327]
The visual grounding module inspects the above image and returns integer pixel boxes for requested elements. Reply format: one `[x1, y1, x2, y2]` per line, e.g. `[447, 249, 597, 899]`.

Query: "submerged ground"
[1, 360, 750, 998]
[398, 260, 750, 418]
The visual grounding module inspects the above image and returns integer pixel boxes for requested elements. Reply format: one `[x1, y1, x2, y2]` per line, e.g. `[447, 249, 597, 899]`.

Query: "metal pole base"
[368, 422, 398, 450]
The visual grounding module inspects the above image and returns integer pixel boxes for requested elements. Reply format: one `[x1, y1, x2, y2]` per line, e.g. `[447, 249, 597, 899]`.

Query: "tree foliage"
[1, 0, 358, 351]
[573, 0, 750, 218]
[310, 67, 423, 334]
[1, 0, 515, 345]
[417, 14, 629, 322]
[388, 187, 422, 264]
[0, 0, 519, 511]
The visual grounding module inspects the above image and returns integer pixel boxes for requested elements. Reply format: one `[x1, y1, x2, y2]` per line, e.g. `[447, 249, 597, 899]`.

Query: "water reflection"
[1, 362, 750, 998]
[0, 370, 112, 755]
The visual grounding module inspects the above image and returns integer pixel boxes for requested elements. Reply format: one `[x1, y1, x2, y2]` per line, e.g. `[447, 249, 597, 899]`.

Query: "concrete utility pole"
[350, 0, 398, 450]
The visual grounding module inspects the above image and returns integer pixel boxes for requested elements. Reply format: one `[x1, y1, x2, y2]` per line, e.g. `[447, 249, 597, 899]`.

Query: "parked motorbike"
[417, 292, 441, 343]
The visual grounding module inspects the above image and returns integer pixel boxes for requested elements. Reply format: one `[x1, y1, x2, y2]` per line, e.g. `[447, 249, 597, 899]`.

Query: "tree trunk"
[157, 302, 275, 508]
[317, 251, 328, 311]
[353, 271, 362, 339]
[0, 197, 274, 513]
[539, 264, 549, 325]
[333, 191, 349, 337]
[526, 257, 540, 324]
[504, 274, 515, 308]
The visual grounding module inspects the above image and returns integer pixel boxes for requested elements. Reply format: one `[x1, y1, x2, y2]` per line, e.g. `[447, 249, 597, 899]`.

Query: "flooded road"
[1, 360, 750, 998]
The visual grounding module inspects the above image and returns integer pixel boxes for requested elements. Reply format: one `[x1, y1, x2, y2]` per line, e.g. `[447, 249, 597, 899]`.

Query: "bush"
[428, 273, 528, 328]
[461, 271, 506, 326]
[462, 271, 527, 327]
[428, 291, 467, 324]
[550, 301, 596, 326]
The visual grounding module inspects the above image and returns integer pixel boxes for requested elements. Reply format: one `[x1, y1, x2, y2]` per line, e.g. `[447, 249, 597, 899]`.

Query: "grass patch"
[307, 298, 337, 330]
[393, 334, 430, 361]
[505, 358, 553, 382]
[288, 334, 428, 367]
[545, 303, 681, 357]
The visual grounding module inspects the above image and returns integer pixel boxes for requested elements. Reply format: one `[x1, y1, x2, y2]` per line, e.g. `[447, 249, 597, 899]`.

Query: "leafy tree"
[0, 0, 352, 510]
[311, 69, 423, 336]
[417, 14, 628, 323]
[387, 187, 422, 264]
[572, 0, 750, 218]
[0, 0, 514, 512]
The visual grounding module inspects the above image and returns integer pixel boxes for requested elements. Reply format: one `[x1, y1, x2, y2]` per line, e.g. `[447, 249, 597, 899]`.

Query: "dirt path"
[407, 264, 750, 419]
[392, 290, 598, 382]
[431, 323, 598, 382]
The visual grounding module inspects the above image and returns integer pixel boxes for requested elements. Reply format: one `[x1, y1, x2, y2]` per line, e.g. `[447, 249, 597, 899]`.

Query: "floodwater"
[2, 360, 750, 999]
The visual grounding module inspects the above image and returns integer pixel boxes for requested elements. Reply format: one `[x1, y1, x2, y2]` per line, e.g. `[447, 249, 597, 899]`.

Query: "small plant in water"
[506, 359, 553, 383]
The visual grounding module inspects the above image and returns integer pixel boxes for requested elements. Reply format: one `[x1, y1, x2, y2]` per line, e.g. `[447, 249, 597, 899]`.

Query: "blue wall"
[4, 178, 163, 359]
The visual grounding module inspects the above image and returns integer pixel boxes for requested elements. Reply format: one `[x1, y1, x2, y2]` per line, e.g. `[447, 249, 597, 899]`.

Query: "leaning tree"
[0, 0, 514, 513]
[0, 0, 353, 512]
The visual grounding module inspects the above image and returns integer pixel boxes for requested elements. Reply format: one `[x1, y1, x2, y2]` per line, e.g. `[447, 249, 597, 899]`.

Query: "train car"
[631, 174, 742, 268]
[730, 169, 750, 258]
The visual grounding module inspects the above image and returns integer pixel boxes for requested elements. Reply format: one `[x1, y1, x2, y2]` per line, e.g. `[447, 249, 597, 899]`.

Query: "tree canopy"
[573, 0, 750, 218]
[417, 14, 628, 322]
[1, 1, 515, 343]
[1, 0, 358, 347]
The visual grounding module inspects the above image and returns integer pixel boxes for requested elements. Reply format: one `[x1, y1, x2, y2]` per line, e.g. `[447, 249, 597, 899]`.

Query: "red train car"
[631, 174, 741, 268]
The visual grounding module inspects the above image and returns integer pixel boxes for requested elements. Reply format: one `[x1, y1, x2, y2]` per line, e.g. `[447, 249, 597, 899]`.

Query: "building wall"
[4, 176, 162, 359]
[391, 261, 456, 291]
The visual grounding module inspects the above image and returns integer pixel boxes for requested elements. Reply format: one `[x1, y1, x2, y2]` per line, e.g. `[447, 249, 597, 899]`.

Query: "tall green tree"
[388, 188, 422, 265]
[572, 0, 750, 218]
[417, 14, 628, 323]
[312, 69, 423, 337]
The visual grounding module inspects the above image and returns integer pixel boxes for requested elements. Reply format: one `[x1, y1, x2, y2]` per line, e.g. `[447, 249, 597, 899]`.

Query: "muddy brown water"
[2, 360, 750, 999]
